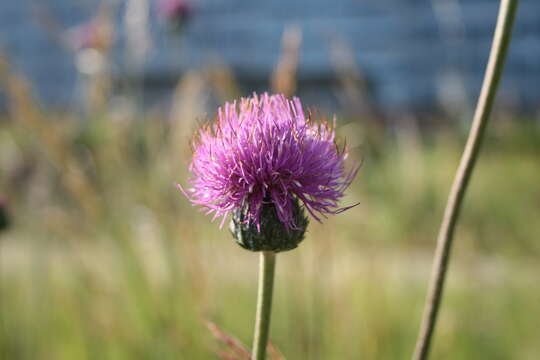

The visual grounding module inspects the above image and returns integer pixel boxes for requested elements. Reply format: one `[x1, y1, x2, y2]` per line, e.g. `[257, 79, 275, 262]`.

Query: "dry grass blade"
[217, 351, 246, 360]
[207, 321, 251, 360]
[268, 342, 286, 360]
[271, 25, 302, 96]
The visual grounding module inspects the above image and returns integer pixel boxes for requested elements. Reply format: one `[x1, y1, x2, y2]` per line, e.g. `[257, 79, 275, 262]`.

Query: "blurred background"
[0, 0, 539, 359]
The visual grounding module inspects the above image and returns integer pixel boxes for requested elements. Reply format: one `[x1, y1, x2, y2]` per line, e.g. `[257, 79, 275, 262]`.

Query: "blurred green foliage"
[0, 70, 539, 359]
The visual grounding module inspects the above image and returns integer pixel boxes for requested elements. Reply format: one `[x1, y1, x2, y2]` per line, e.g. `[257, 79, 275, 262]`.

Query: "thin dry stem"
[412, 1, 519, 359]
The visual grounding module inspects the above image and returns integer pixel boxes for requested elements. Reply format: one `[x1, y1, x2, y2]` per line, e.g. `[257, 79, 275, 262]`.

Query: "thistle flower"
[182, 93, 357, 251]
[182, 93, 358, 358]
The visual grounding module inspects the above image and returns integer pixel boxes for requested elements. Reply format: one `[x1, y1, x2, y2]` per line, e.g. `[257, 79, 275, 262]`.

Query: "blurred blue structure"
[1, 0, 539, 111]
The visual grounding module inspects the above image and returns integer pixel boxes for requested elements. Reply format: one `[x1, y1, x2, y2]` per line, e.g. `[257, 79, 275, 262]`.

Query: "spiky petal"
[183, 93, 357, 231]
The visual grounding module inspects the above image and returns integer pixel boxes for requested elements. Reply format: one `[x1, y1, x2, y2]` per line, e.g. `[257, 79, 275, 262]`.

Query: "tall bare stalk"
[412, 0, 519, 359]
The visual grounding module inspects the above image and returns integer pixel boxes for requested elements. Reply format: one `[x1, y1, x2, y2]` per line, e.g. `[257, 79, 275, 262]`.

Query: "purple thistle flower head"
[182, 93, 358, 236]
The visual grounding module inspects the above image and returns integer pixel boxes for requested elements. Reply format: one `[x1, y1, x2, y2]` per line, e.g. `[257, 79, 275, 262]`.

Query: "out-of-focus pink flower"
[158, 0, 192, 30]
[66, 17, 114, 52]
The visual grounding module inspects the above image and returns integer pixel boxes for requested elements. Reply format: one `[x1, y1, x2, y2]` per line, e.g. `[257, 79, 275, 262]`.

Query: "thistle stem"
[252, 251, 277, 360]
[412, 0, 519, 359]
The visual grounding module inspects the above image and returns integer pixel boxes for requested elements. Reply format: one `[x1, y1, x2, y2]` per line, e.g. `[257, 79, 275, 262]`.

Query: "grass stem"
[412, 0, 519, 359]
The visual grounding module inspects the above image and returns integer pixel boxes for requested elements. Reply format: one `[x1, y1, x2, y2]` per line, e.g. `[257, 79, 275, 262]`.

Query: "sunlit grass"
[0, 71, 539, 359]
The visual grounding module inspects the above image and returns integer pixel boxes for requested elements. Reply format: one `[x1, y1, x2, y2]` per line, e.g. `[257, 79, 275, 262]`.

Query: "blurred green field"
[1, 69, 540, 360]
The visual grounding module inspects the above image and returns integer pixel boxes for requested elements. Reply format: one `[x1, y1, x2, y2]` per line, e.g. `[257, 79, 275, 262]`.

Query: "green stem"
[252, 251, 277, 360]
[412, 1, 519, 359]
